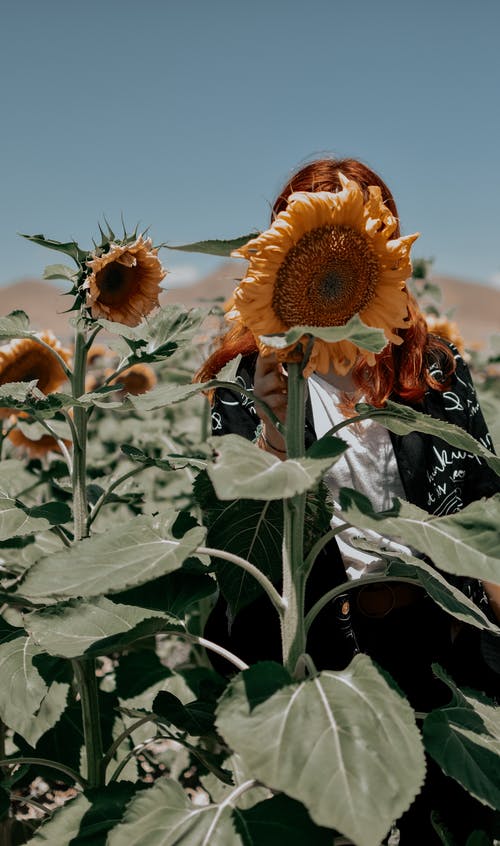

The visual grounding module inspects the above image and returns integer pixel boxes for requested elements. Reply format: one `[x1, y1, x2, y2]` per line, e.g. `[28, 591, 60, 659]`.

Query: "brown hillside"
[1, 265, 499, 349]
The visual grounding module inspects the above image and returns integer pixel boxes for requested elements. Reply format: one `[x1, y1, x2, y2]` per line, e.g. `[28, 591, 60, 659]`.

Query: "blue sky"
[1, 0, 499, 292]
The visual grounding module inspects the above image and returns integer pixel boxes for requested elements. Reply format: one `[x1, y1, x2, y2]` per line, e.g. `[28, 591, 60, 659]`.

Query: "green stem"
[102, 715, 154, 774]
[88, 465, 145, 529]
[0, 756, 87, 788]
[280, 361, 308, 676]
[71, 658, 104, 788]
[72, 330, 89, 541]
[303, 522, 351, 575]
[197, 546, 285, 615]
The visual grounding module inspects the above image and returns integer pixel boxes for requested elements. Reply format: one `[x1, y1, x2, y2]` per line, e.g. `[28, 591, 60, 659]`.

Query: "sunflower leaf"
[0, 635, 48, 740]
[339, 489, 500, 585]
[25, 596, 177, 659]
[423, 667, 500, 810]
[166, 234, 259, 257]
[17, 513, 206, 602]
[43, 263, 79, 282]
[0, 497, 53, 540]
[20, 233, 88, 266]
[0, 310, 33, 340]
[261, 315, 387, 353]
[356, 400, 500, 476]
[206, 433, 347, 500]
[216, 656, 425, 846]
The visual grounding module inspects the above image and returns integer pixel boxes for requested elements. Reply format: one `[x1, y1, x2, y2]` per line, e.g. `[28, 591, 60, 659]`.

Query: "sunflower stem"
[280, 361, 308, 675]
[72, 328, 89, 542]
[71, 658, 105, 788]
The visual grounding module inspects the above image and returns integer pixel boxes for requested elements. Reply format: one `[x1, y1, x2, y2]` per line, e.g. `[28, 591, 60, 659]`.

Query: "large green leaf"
[194, 472, 282, 614]
[69, 783, 141, 846]
[202, 752, 271, 810]
[262, 314, 387, 354]
[0, 310, 33, 340]
[13, 681, 69, 748]
[107, 777, 244, 846]
[424, 667, 500, 810]
[237, 794, 336, 845]
[0, 635, 48, 740]
[24, 597, 176, 658]
[18, 514, 206, 603]
[353, 541, 500, 633]
[166, 234, 259, 257]
[129, 381, 208, 413]
[0, 459, 39, 497]
[340, 490, 500, 585]
[216, 656, 425, 846]
[25, 794, 91, 844]
[0, 497, 54, 541]
[355, 400, 500, 476]
[206, 434, 347, 500]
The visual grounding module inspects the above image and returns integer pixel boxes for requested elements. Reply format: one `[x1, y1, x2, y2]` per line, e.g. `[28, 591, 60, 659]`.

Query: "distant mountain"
[1, 263, 498, 349]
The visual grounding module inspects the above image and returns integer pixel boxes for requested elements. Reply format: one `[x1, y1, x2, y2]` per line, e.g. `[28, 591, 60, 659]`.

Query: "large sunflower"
[84, 235, 167, 326]
[230, 174, 419, 375]
[0, 332, 72, 418]
[7, 416, 70, 459]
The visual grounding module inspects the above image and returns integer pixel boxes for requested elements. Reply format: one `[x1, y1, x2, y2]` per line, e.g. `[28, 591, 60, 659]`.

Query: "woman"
[197, 158, 500, 841]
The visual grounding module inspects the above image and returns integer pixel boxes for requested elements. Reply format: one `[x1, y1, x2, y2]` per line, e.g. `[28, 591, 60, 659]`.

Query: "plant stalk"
[280, 361, 308, 675]
[72, 328, 89, 542]
[71, 658, 105, 788]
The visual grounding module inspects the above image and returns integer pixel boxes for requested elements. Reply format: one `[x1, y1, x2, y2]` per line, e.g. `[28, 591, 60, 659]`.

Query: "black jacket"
[208, 345, 500, 690]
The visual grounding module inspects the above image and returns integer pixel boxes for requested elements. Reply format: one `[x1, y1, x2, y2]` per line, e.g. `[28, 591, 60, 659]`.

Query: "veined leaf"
[207, 434, 347, 500]
[424, 666, 500, 810]
[356, 400, 500, 476]
[0, 498, 53, 541]
[129, 381, 208, 412]
[194, 472, 282, 614]
[25, 596, 176, 658]
[13, 681, 69, 748]
[261, 315, 387, 353]
[216, 656, 425, 846]
[0, 635, 48, 740]
[43, 263, 79, 282]
[107, 777, 244, 846]
[166, 234, 259, 257]
[0, 459, 39, 497]
[18, 514, 206, 602]
[202, 752, 271, 810]
[0, 310, 32, 340]
[340, 489, 500, 585]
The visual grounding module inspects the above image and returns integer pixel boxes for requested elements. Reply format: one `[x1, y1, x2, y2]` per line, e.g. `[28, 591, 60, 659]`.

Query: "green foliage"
[1, 231, 499, 845]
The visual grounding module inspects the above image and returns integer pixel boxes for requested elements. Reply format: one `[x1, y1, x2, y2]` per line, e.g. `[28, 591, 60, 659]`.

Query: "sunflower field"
[0, 223, 499, 846]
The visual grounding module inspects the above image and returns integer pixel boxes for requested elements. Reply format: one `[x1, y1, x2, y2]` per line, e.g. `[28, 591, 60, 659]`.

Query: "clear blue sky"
[1, 0, 499, 292]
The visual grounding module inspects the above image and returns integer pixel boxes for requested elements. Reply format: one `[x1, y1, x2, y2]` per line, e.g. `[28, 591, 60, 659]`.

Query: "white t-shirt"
[308, 373, 411, 580]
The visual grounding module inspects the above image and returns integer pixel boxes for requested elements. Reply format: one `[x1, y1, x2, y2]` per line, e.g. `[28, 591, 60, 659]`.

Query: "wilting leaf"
[356, 400, 500, 476]
[18, 514, 206, 602]
[206, 434, 347, 500]
[20, 233, 88, 265]
[43, 263, 79, 282]
[166, 234, 259, 257]
[0, 635, 48, 740]
[262, 315, 387, 354]
[340, 489, 500, 585]
[216, 656, 425, 846]
[25, 597, 175, 658]
[424, 666, 500, 810]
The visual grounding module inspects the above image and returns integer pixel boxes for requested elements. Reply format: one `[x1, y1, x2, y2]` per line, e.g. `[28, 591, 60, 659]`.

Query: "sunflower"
[108, 363, 157, 396]
[425, 315, 465, 356]
[0, 332, 72, 418]
[7, 415, 70, 459]
[84, 235, 167, 326]
[230, 174, 419, 375]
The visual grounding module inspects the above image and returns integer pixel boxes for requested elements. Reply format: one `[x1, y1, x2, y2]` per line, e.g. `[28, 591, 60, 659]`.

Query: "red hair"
[196, 157, 455, 405]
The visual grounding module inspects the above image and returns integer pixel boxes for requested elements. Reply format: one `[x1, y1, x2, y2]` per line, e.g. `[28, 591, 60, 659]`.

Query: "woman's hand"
[254, 354, 287, 456]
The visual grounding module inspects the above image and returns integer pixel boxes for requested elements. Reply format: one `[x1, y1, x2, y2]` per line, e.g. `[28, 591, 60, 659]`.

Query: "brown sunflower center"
[95, 259, 139, 306]
[272, 225, 380, 327]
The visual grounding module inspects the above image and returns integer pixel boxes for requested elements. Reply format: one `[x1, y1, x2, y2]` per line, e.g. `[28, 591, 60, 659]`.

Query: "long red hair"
[196, 158, 455, 406]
